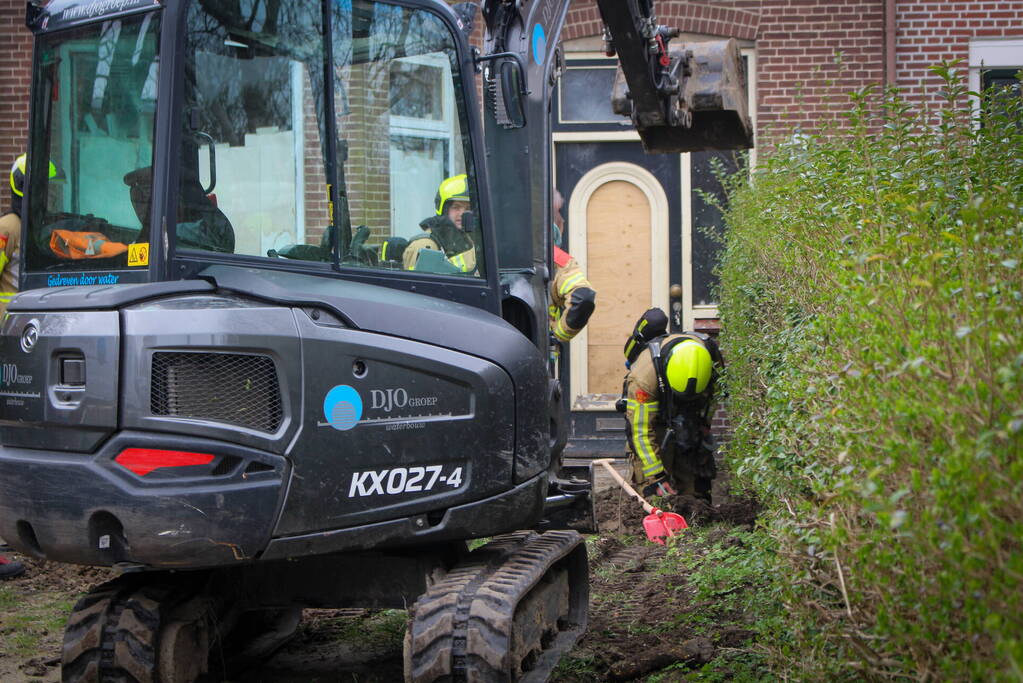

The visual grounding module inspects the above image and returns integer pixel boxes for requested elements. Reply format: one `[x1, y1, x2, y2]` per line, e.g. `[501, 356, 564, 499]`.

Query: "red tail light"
[115, 448, 215, 476]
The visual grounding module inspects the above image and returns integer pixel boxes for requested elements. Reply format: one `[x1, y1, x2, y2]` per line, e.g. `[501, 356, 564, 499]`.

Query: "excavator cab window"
[24, 12, 160, 276]
[177, 0, 485, 279]
[179, 1, 327, 260]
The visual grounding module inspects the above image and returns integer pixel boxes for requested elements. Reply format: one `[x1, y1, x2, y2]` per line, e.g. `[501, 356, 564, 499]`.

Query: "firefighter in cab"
[619, 308, 724, 503]
[402, 174, 478, 274]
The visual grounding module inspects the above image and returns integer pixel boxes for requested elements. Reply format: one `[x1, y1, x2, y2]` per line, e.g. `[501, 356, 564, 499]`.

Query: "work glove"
[642, 474, 677, 498]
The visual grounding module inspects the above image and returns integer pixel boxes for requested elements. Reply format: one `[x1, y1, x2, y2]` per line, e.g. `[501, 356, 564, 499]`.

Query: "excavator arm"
[480, 0, 752, 153]
[597, 0, 755, 152]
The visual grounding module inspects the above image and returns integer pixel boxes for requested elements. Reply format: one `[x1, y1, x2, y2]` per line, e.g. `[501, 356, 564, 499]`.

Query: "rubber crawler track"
[405, 530, 588, 683]
[61, 575, 204, 683]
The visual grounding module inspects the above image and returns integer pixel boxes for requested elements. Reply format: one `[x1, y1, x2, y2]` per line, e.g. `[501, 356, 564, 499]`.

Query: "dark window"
[691, 151, 742, 307]
[981, 68, 1021, 123]
[390, 62, 444, 120]
[560, 67, 618, 122]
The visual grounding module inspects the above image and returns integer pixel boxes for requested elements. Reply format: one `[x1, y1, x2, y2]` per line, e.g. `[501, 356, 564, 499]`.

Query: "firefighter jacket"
[549, 246, 596, 342]
[0, 212, 21, 314]
[403, 215, 477, 273]
[623, 333, 719, 489]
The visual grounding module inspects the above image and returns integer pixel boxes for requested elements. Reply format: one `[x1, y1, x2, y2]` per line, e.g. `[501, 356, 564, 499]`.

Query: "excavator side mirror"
[477, 52, 528, 129]
[499, 59, 526, 128]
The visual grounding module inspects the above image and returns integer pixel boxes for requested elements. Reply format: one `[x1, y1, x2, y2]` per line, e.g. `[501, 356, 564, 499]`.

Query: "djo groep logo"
[323, 384, 363, 431]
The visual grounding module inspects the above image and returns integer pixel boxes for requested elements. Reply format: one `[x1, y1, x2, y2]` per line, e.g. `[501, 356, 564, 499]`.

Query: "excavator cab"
[19, 0, 499, 292]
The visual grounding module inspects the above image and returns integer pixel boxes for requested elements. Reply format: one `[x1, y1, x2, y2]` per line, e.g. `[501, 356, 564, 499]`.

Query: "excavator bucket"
[612, 38, 754, 153]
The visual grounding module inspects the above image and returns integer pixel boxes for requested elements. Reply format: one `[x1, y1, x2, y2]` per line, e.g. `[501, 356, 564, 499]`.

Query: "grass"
[318, 608, 407, 651]
[0, 588, 76, 659]
[554, 521, 778, 682]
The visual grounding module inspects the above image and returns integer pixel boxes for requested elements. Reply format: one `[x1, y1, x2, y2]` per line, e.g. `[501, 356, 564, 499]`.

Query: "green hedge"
[718, 65, 1023, 680]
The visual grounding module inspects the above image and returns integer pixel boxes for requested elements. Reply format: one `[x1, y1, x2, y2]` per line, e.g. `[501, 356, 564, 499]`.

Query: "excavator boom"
[597, 0, 755, 152]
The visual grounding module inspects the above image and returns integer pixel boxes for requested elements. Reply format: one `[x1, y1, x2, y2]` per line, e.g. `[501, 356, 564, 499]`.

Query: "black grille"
[151, 352, 283, 432]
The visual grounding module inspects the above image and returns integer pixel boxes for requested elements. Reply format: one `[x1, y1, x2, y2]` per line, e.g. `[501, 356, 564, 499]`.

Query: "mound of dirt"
[0, 482, 765, 682]
[563, 478, 765, 681]
[594, 486, 761, 532]
[10, 554, 118, 595]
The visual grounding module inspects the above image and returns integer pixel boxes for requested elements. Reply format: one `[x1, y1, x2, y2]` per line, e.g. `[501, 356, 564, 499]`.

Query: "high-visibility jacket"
[548, 246, 596, 342]
[623, 333, 719, 490]
[402, 215, 477, 273]
[0, 212, 21, 314]
[402, 234, 476, 273]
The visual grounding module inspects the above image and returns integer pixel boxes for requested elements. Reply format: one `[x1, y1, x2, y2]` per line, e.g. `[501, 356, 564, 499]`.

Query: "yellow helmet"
[10, 153, 59, 198]
[664, 339, 713, 396]
[435, 174, 470, 216]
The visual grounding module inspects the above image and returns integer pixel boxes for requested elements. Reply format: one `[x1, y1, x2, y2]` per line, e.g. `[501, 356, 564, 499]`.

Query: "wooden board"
[584, 180, 651, 395]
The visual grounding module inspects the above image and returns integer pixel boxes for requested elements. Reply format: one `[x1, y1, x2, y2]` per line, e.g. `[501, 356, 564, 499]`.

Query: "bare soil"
[0, 468, 763, 682]
[552, 485, 761, 682]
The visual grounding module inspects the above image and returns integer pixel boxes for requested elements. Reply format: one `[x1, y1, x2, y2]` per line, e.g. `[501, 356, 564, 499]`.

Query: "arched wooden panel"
[584, 180, 651, 396]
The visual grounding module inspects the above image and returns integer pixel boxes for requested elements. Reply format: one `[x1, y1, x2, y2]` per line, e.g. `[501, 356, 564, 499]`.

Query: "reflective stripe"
[559, 272, 585, 296]
[380, 242, 388, 261]
[0, 292, 15, 303]
[553, 317, 573, 341]
[630, 399, 663, 476]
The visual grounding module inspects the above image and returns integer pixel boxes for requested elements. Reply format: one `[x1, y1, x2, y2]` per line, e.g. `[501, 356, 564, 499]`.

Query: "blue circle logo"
[323, 385, 363, 431]
[532, 23, 547, 65]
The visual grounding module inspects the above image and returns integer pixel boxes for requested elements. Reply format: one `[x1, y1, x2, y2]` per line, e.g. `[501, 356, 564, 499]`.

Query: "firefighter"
[549, 190, 596, 342]
[0, 157, 27, 578]
[1, 154, 63, 313]
[403, 174, 477, 273]
[620, 309, 723, 502]
[0, 154, 41, 315]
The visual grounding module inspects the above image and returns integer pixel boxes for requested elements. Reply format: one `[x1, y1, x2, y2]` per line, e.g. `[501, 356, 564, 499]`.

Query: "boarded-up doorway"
[567, 162, 669, 409]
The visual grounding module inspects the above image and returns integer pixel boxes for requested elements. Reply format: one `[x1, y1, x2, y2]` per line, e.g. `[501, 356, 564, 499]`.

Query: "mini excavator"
[0, 0, 750, 679]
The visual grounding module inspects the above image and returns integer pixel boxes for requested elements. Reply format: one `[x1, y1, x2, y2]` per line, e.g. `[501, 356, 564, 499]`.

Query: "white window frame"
[388, 53, 455, 167]
[968, 38, 1023, 121]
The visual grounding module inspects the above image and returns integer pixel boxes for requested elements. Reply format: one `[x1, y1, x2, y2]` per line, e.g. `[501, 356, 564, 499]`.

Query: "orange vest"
[50, 230, 128, 260]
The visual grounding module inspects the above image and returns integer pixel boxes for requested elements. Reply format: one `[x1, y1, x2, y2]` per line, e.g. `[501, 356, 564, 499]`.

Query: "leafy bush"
[718, 64, 1023, 680]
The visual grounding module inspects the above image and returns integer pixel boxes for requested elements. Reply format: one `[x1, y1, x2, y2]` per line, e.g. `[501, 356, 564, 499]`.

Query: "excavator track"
[405, 530, 588, 682]
[61, 573, 218, 683]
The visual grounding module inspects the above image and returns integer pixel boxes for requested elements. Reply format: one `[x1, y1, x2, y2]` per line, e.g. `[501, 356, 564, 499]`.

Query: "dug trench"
[0, 465, 762, 682]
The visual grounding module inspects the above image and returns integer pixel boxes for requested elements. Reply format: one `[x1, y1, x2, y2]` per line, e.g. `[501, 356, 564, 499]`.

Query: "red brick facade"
[0, 1, 33, 213]
[894, 0, 1023, 106]
[561, 0, 1023, 137]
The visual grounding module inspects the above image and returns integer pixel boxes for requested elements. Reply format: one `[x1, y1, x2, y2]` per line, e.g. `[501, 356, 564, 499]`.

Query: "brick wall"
[341, 63, 392, 244]
[894, 0, 1023, 109]
[563, 0, 1023, 140]
[754, 0, 886, 136]
[0, 0, 32, 214]
[563, 0, 886, 139]
[302, 77, 330, 247]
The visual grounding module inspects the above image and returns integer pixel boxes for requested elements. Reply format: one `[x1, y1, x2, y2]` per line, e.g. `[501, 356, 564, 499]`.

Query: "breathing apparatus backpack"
[623, 308, 669, 369]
